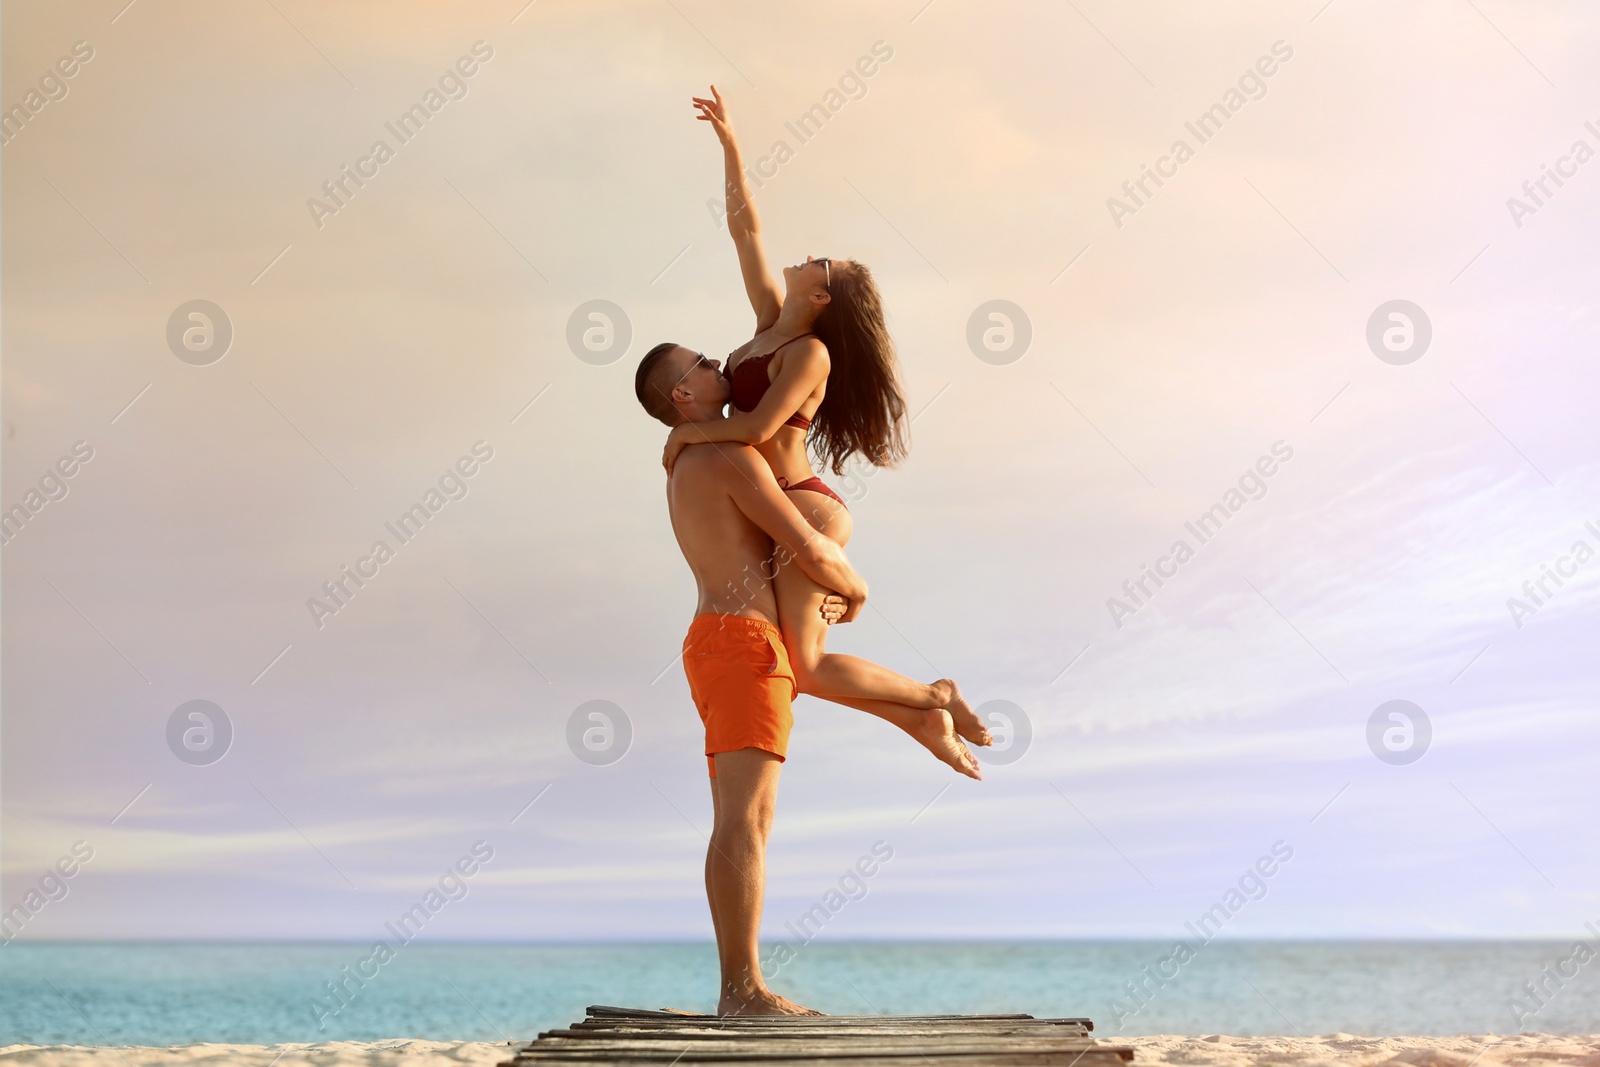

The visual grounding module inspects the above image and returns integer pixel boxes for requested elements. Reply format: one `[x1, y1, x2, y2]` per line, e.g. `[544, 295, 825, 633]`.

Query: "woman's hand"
[662, 424, 695, 475]
[692, 85, 736, 145]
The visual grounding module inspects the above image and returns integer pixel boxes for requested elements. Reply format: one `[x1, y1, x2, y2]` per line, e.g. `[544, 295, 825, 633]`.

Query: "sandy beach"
[2, 1034, 1597, 1066]
[1128, 1033, 1600, 1067]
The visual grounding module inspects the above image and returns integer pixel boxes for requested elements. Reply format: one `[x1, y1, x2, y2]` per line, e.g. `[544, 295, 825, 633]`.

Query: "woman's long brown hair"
[809, 261, 909, 476]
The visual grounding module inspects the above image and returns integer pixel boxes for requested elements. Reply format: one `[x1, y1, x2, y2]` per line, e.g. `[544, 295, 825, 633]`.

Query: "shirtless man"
[636, 342, 868, 1016]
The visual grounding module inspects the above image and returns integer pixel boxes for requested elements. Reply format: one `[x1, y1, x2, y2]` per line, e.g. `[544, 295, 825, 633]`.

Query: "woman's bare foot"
[719, 987, 823, 1015]
[913, 707, 982, 780]
[935, 679, 991, 747]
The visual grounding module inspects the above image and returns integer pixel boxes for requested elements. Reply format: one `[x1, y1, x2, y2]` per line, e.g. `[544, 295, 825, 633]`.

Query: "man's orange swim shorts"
[682, 614, 797, 778]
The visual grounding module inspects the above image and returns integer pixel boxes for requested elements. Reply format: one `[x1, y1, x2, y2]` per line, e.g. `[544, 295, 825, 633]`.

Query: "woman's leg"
[781, 489, 989, 744]
[775, 489, 985, 776]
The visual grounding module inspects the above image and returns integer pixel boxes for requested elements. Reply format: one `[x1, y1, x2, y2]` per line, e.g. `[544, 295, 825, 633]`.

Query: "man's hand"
[717, 447, 869, 611]
[819, 595, 847, 625]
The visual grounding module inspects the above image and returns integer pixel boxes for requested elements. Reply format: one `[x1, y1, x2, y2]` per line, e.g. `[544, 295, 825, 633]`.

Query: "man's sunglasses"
[673, 351, 719, 390]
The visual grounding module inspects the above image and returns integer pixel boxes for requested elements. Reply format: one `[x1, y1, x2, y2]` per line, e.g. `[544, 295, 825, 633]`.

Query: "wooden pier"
[501, 1004, 1133, 1066]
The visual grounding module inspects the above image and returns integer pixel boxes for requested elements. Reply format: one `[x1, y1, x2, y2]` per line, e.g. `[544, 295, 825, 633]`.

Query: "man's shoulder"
[674, 440, 760, 477]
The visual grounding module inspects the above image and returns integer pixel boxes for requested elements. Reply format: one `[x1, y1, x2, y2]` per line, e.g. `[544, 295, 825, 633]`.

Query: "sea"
[1, 941, 1595, 1046]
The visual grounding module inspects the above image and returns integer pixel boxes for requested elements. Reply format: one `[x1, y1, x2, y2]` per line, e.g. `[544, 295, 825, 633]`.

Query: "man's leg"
[706, 771, 724, 956]
[707, 747, 818, 1015]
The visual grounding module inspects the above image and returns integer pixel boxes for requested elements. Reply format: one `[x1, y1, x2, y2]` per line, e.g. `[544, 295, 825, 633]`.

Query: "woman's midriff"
[756, 428, 815, 490]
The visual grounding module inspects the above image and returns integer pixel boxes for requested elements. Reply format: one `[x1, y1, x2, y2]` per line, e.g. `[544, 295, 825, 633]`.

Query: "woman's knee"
[777, 633, 825, 694]
[787, 647, 828, 695]
[793, 651, 849, 698]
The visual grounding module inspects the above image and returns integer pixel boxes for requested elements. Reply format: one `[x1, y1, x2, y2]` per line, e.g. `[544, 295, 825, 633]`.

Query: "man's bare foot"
[913, 707, 982, 780]
[935, 679, 991, 747]
[719, 987, 824, 1015]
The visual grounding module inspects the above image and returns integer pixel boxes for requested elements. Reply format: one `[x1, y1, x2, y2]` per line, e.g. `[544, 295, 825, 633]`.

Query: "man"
[635, 341, 866, 1016]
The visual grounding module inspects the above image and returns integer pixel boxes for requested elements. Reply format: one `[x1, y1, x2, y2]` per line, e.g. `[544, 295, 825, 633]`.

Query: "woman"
[663, 86, 990, 779]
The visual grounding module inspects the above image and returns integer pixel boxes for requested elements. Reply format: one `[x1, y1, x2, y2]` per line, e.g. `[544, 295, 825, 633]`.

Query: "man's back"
[667, 443, 784, 623]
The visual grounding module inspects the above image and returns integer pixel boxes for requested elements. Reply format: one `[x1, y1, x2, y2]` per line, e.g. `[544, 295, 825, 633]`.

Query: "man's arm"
[713, 445, 868, 616]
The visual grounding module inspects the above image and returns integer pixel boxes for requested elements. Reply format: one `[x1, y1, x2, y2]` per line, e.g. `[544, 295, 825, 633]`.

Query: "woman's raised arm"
[694, 86, 782, 331]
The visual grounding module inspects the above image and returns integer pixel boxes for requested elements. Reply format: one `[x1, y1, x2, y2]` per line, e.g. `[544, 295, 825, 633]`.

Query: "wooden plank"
[541, 1027, 1091, 1041]
[571, 1018, 1095, 1031]
[506, 1054, 1128, 1067]
[499, 1006, 1123, 1067]
[522, 1040, 1113, 1053]
[556, 1023, 1094, 1036]
[527, 1033, 1109, 1046]
[572, 1017, 1094, 1025]
[514, 1049, 1127, 1055]
[586, 1007, 1063, 1022]
[508, 1042, 1134, 1061]
[506, 1052, 1128, 1065]
[511, 1047, 1123, 1061]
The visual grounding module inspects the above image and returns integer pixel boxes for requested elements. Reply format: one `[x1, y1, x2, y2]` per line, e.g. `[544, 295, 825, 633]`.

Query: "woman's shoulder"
[779, 332, 828, 357]
[773, 335, 829, 372]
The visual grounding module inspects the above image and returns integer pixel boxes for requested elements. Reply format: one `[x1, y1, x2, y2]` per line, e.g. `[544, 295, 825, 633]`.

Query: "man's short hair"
[635, 342, 684, 426]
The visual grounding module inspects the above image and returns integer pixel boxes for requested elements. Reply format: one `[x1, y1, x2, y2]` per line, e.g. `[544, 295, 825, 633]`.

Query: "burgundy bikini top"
[725, 333, 817, 430]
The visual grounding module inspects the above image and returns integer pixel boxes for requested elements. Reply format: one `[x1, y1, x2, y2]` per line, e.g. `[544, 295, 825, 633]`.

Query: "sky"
[2, 0, 1598, 951]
